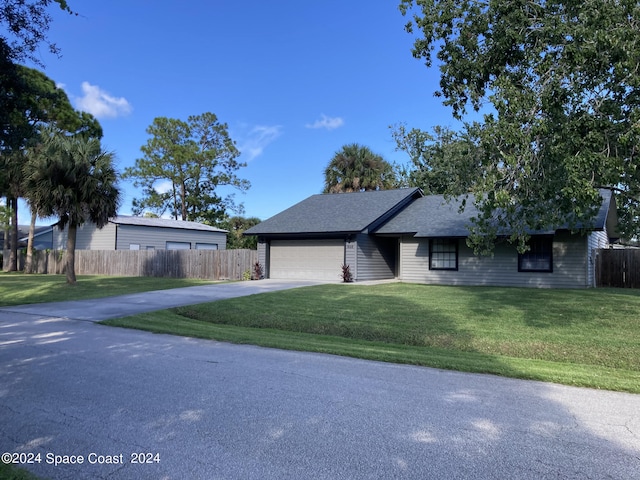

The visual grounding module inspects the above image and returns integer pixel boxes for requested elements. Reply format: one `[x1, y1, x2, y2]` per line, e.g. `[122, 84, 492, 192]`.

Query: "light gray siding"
[53, 221, 226, 251]
[75, 222, 117, 250]
[345, 238, 357, 276]
[355, 234, 396, 281]
[115, 225, 227, 250]
[587, 230, 609, 287]
[53, 222, 116, 250]
[257, 239, 269, 277]
[399, 232, 590, 288]
[52, 227, 67, 250]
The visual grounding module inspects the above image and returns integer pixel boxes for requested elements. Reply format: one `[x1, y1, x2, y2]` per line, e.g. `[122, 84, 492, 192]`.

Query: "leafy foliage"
[341, 264, 353, 283]
[391, 123, 482, 195]
[323, 143, 397, 193]
[219, 215, 261, 249]
[399, 0, 640, 248]
[24, 131, 120, 283]
[253, 262, 264, 280]
[1, 65, 99, 271]
[0, 0, 74, 64]
[124, 113, 249, 223]
[0, 203, 9, 228]
[26, 133, 118, 229]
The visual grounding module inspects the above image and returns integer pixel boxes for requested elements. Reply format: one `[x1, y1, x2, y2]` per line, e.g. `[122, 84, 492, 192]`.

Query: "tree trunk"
[24, 208, 37, 274]
[180, 181, 187, 220]
[172, 184, 178, 220]
[2, 197, 8, 272]
[65, 222, 77, 284]
[8, 197, 18, 272]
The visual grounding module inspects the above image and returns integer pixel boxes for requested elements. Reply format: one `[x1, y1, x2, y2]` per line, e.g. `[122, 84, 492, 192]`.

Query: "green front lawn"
[103, 283, 640, 393]
[0, 273, 214, 306]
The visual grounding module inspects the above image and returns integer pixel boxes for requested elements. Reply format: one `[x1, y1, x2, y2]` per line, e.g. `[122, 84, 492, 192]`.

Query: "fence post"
[22, 249, 257, 280]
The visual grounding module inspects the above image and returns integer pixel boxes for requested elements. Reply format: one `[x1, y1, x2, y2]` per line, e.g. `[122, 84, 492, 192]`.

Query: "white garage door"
[270, 239, 344, 281]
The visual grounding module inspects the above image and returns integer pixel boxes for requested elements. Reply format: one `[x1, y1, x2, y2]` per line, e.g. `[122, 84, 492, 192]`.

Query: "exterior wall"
[52, 226, 67, 250]
[115, 224, 227, 250]
[355, 234, 396, 281]
[257, 239, 269, 277]
[53, 222, 226, 250]
[399, 232, 590, 288]
[75, 222, 117, 250]
[345, 238, 357, 277]
[31, 230, 53, 250]
[587, 230, 609, 287]
[259, 235, 396, 282]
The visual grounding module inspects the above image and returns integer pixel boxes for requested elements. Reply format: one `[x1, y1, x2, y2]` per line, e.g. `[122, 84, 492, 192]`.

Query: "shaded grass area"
[0, 463, 44, 480]
[0, 273, 214, 306]
[104, 283, 640, 393]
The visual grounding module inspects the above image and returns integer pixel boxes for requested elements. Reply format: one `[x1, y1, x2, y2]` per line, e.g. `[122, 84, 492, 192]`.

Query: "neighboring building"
[1, 225, 29, 250]
[17, 226, 53, 250]
[1, 225, 53, 250]
[51, 216, 228, 251]
[244, 188, 618, 288]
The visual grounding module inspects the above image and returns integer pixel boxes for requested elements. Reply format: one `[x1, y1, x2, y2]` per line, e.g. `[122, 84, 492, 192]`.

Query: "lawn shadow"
[454, 284, 640, 328]
[169, 282, 640, 388]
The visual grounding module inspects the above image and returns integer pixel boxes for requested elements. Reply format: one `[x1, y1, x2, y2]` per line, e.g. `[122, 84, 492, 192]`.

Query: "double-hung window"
[518, 237, 553, 272]
[429, 238, 458, 270]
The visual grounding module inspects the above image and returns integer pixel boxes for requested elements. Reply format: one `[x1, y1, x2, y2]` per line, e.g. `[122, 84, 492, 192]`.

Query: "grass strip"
[0, 273, 215, 306]
[103, 307, 640, 394]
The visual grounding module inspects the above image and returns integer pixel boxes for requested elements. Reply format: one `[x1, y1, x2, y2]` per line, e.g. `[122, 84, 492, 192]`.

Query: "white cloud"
[305, 114, 344, 130]
[74, 82, 132, 119]
[237, 125, 283, 161]
[154, 180, 173, 195]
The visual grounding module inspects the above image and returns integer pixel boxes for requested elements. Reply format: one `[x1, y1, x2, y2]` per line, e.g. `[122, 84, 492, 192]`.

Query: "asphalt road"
[0, 282, 639, 479]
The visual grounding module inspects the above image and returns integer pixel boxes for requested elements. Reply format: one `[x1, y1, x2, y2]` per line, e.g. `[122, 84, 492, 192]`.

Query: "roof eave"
[245, 230, 361, 238]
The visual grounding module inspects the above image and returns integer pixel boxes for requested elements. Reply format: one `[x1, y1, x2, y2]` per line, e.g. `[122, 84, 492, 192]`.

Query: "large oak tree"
[399, 0, 640, 251]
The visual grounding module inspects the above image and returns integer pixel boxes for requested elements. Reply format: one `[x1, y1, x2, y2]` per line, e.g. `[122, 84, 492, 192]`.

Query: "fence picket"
[595, 249, 640, 288]
[2, 249, 257, 281]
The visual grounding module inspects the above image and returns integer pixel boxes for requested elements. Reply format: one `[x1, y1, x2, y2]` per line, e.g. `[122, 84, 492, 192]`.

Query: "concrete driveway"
[0, 279, 327, 321]
[0, 281, 639, 479]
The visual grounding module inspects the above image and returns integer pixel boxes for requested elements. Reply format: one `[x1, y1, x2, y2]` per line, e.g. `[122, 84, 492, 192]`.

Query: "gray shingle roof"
[592, 188, 617, 234]
[377, 189, 615, 237]
[111, 216, 227, 233]
[245, 188, 616, 238]
[244, 188, 422, 235]
[376, 195, 478, 237]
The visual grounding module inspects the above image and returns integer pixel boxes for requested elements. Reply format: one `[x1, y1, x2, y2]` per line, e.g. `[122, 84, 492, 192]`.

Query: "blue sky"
[17, 0, 458, 224]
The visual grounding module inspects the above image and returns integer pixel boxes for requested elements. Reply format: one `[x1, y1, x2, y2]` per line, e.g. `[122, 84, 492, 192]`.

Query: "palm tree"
[24, 131, 120, 284]
[323, 143, 396, 193]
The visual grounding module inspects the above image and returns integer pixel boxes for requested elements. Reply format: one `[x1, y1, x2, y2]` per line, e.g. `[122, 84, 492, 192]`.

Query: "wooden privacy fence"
[3, 249, 257, 280]
[595, 248, 640, 288]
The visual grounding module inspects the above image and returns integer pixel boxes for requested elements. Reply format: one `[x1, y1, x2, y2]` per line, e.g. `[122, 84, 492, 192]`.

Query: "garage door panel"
[270, 240, 344, 280]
